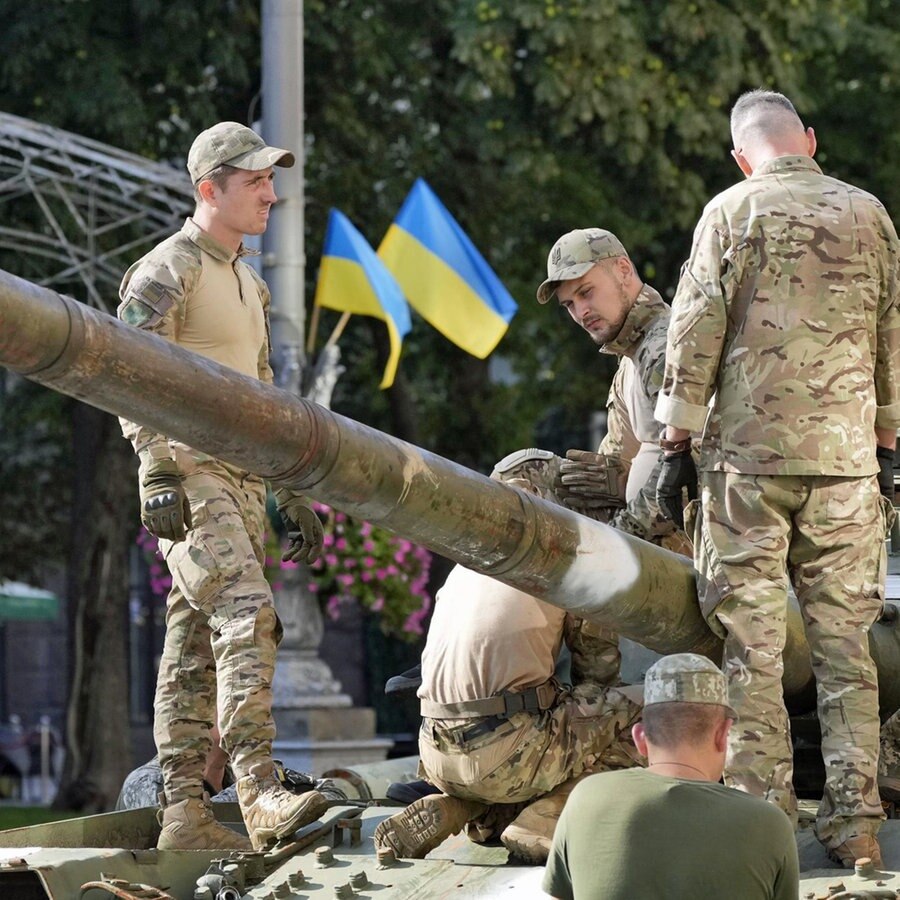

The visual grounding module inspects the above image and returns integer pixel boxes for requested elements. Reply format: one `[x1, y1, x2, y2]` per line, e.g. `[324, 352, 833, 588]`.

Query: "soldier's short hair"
[642, 702, 728, 750]
[730, 89, 804, 149]
[193, 164, 241, 204]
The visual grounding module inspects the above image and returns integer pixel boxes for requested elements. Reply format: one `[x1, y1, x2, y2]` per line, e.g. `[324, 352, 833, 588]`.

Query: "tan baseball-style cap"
[536, 227, 628, 304]
[643, 653, 737, 718]
[187, 122, 295, 185]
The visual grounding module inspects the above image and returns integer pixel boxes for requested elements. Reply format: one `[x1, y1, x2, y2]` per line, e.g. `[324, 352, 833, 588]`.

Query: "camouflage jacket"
[117, 218, 273, 483]
[598, 285, 676, 542]
[599, 283, 670, 451]
[656, 155, 900, 475]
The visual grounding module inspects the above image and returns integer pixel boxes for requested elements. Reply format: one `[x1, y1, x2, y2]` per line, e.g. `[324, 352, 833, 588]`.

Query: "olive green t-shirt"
[543, 768, 799, 900]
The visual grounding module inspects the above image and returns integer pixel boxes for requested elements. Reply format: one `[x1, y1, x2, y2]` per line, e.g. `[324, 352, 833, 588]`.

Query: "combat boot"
[157, 792, 252, 851]
[373, 793, 487, 858]
[826, 833, 883, 869]
[501, 775, 584, 864]
[236, 763, 329, 850]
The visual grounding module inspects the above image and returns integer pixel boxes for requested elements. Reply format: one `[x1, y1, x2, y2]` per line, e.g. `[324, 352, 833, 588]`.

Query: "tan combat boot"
[373, 793, 487, 858]
[157, 792, 252, 851]
[500, 776, 583, 864]
[826, 833, 883, 869]
[236, 763, 329, 850]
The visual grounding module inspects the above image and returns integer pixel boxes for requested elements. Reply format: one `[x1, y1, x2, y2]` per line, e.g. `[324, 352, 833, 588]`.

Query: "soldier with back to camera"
[118, 122, 326, 851]
[374, 449, 643, 864]
[655, 89, 900, 867]
[543, 653, 799, 900]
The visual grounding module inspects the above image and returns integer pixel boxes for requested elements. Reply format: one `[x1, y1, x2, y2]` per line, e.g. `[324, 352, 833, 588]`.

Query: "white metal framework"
[0, 112, 192, 312]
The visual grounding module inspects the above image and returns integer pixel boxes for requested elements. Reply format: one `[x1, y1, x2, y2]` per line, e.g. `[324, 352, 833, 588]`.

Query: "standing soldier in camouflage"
[537, 228, 691, 554]
[118, 122, 327, 851]
[655, 89, 900, 867]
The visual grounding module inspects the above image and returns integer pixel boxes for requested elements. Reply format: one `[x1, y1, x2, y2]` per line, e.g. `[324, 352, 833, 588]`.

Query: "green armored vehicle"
[2, 271, 900, 898]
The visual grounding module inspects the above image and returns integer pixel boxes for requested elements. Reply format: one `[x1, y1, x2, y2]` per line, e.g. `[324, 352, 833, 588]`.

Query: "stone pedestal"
[272, 563, 392, 775]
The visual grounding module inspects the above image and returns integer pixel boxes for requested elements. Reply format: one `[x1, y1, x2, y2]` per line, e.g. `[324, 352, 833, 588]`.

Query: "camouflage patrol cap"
[644, 653, 737, 717]
[536, 228, 628, 304]
[187, 122, 295, 185]
[491, 448, 563, 504]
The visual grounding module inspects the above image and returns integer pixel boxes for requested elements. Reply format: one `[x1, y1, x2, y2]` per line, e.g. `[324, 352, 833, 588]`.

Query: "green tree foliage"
[0, 0, 260, 160]
[1, 0, 887, 475]
[0, 377, 72, 580]
[302, 0, 878, 469]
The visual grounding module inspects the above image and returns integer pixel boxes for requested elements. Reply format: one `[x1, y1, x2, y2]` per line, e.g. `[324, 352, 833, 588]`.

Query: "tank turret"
[4, 269, 900, 715]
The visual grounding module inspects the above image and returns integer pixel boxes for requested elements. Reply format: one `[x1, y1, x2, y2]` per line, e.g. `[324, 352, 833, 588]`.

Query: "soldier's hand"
[275, 490, 324, 564]
[140, 458, 191, 542]
[877, 445, 896, 503]
[558, 449, 627, 512]
[656, 450, 697, 530]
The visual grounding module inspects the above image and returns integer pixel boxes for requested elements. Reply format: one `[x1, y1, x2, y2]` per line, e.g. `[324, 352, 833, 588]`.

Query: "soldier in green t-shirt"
[543, 654, 799, 900]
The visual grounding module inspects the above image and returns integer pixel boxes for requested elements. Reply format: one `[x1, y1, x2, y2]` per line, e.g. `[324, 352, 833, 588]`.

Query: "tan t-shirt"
[117, 218, 272, 460]
[418, 565, 566, 706]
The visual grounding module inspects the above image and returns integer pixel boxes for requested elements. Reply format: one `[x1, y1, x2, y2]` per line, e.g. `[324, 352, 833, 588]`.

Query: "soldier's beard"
[586, 291, 630, 347]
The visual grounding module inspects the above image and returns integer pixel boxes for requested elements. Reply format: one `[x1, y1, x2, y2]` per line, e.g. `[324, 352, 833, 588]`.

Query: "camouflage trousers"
[418, 682, 642, 807]
[154, 470, 281, 803]
[693, 471, 888, 848]
[880, 712, 900, 778]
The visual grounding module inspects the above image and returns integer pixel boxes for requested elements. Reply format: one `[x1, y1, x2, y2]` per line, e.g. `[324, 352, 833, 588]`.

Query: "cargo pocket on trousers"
[420, 722, 525, 790]
[163, 531, 220, 616]
[693, 505, 733, 640]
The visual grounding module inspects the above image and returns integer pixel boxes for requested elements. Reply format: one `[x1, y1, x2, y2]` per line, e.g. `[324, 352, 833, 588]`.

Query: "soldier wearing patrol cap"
[537, 227, 691, 555]
[656, 89, 900, 868]
[117, 122, 327, 851]
[543, 653, 800, 900]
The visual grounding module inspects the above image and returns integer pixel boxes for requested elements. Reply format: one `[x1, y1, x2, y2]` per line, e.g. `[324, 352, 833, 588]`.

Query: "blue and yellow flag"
[314, 209, 411, 388]
[378, 179, 517, 359]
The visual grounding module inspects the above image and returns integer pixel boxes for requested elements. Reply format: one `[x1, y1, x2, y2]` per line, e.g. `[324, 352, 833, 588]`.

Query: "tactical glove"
[140, 458, 191, 542]
[274, 488, 324, 564]
[557, 449, 627, 513]
[877, 445, 896, 503]
[656, 449, 698, 530]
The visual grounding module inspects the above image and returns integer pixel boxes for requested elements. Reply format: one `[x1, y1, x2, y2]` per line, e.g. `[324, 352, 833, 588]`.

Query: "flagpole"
[305, 302, 322, 355]
[323, 310, 352, 349]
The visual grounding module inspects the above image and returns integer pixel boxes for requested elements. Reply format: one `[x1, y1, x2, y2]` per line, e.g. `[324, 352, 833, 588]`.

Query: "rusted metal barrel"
[0, 268, 844, 710]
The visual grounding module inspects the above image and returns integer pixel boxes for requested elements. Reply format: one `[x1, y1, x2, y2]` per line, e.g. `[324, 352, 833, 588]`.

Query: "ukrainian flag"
[314, 209, 411, 388]
[378, 179, 518, 359]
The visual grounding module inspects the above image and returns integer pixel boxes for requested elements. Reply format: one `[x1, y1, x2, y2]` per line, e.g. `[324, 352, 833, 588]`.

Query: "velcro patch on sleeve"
[118, 277, 176, 328]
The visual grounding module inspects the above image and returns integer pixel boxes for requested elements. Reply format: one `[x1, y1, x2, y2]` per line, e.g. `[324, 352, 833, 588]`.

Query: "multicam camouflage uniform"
[598, 285, 690, 552]
[415, 451, 643, 841]
[656, 155, 900, 848]
[118, 219, 298, 803]
[537, 228, 693, 552]
[880, 712, 900, 780]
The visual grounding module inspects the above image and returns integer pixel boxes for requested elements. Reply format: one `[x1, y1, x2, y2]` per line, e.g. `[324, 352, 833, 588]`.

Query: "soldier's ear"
[714, 715, 732, 753]
[614, 255, 633, 283]
[806, 127, 817, 158]
[731, 148, 753, 178]
[197, 178, 218, 205]
[632, 722, 649, 757]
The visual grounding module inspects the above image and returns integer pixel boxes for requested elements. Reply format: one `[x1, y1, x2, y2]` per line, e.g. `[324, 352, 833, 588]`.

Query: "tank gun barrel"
[5, 268, 886, 711]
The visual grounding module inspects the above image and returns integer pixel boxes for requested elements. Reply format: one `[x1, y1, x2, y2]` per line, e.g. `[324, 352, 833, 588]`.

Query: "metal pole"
[39, 717, 51, 805]
[261, 0, 306, 394]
